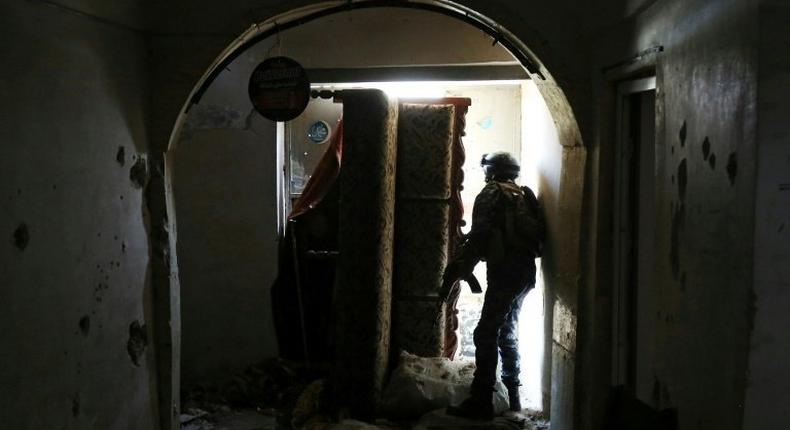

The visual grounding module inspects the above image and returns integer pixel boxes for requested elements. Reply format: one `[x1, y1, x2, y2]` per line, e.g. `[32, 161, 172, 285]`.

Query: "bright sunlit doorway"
[283, 79, 559, 411]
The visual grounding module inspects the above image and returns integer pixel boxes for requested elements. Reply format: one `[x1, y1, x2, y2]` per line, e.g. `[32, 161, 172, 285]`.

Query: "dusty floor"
[180, 358, 548, 430]
[181, 407, 548, 430]
[213, 410, 277, 430]
[182, 408, 276, 430]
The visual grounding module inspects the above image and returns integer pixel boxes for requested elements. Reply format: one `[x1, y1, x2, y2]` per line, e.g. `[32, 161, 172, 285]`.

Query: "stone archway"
[149, 2, 587, 429]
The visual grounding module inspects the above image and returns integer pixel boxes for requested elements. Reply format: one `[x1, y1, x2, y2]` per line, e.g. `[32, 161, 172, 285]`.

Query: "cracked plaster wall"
[173, 51, 280, 383]
[0, 0, 157, 428]
[583, 0, 762, 429]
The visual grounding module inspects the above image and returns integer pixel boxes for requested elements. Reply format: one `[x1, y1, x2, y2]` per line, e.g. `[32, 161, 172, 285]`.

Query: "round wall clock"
[307, 120, 331, 144]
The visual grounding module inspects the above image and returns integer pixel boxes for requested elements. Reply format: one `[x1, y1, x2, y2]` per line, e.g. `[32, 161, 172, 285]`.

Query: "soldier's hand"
[442, 261, 459, 283]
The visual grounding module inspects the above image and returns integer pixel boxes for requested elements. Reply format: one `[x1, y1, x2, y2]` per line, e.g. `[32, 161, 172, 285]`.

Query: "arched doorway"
[159, 2, 585, 429]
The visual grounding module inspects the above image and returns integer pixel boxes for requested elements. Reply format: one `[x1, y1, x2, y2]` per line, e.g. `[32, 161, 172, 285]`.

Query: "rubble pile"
[381, 351, 510, 419]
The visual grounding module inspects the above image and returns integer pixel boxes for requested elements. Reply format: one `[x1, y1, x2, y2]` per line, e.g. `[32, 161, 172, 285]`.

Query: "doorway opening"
[612, 77, 657, 405]
[284, 79, 556, 411]
[164, 3, 584, 429]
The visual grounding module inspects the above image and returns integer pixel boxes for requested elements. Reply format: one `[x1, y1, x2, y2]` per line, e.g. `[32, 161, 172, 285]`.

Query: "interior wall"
[584, 1, 760, 429]
[0, 1, 157, 428]
[173, 132, 279, 384]
[173, 50, 280, 384]
[743, 2, 790, 428]
[519, 80, 564, 414]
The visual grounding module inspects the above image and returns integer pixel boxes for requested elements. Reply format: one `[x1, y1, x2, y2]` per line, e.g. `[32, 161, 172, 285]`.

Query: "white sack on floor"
[380, 351, 509, 419]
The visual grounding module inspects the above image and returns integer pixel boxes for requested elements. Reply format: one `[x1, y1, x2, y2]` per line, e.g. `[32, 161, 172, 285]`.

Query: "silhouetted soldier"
[439, 151, 545, 420]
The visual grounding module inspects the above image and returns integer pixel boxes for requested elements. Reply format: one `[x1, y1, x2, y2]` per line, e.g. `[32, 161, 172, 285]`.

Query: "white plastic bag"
[380, 351, 509, 419]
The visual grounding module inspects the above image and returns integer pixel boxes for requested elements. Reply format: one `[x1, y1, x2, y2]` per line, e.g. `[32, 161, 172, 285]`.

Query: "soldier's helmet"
[481, 152, 520, 180]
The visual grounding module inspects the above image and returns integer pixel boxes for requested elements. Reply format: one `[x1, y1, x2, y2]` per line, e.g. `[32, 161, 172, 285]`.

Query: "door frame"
[611, 76, 656, 387]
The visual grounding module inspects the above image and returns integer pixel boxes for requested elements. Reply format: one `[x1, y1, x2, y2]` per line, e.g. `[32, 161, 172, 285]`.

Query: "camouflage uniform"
[450, 179, 539, 397]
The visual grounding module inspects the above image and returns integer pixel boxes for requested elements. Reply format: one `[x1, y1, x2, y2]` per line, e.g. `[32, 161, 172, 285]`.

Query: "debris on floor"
[380, 351, 510, 420]
[181, 354, 549, 429]
[181, 407, 209, 423]
[182, 358, 327, 429]
[520, 409, 549, 430]
[180, 408, 277, 430]
[328, 419, 389, 430]
[180, 407, 212, 430]
[214, 409, 277, 430]
[291, 379, 332, 429]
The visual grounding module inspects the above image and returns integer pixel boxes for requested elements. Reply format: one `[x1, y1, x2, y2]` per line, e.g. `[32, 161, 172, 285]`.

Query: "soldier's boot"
[447, 390, 494, 421]
[505, 383, 522, 412]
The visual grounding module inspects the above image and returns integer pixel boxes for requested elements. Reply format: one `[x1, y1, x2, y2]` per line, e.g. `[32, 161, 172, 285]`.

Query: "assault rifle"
[434, 257, 483, 329]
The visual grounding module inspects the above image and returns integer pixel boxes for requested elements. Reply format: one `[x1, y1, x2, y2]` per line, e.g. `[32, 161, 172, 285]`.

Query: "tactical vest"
[493, 182, 544, 259]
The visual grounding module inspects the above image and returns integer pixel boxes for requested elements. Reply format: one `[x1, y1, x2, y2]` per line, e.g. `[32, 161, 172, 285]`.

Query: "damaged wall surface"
[173, 61, 280, 384]
[0, 0, 158, 428]
[584, 0, 760, 429]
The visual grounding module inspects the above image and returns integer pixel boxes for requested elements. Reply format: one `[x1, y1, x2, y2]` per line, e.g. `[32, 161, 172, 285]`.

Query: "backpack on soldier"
[497, 182, 545, 258]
